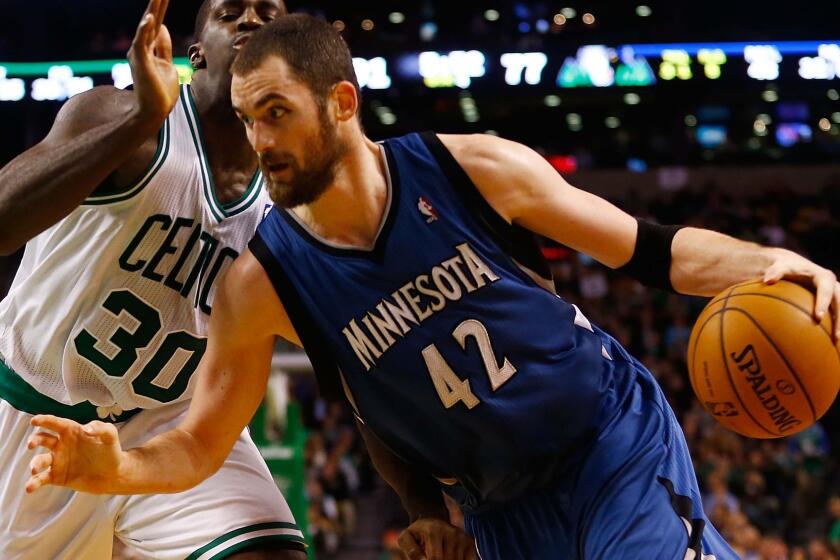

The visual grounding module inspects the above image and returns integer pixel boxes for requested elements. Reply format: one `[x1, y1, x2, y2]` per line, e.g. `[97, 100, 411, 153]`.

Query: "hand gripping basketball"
[762, 248, 840, 340]
[25, 415, 125, 495]
[127, 0, 180, 122]
[688, 280, 840, 439]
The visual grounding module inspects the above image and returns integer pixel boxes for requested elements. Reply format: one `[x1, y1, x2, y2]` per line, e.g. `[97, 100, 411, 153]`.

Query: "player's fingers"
[31, 415, 75, 435]
[154, 24, 173, 61]
[82, 421, 118, 444]
[29, 452, 53, 475]
[130, 13, 156, 63]
[813, 270, 836, 321]
[142, 0, 162, 21]
[154, 0, 170, 32]
[25, 469, 52, 494]
[459, 534, 477, 560]
[830, 282, 840, 341]
[451, 530, 473, 560]
[763, 263, 785, 284]
[398, 530, 426, 560]
[26, 431, 58, 451]
[425, 530, 443, 560]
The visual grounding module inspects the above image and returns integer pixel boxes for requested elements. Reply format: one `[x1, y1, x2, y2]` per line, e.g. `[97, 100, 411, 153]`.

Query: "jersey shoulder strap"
[416, 131, 551, 281]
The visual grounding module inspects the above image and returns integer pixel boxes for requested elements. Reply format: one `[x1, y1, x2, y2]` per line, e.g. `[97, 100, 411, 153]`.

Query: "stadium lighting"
[636, 5, 653, 17]
[544, 95, 562, 107]
[624, 92, 641, 105]
[484, 10, 500, 22]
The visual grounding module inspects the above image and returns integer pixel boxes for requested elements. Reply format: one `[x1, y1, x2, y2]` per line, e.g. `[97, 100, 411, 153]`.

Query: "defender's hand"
[25, 415, 125, 495]
[398, 518, 477, 560]
[763, 249, 840, 339]
[127, 0, 179, 122]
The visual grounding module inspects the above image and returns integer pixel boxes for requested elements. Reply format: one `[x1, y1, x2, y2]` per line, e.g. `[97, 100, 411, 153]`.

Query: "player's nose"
[252, 122, 276, 154]
[237, 8, 262, 32]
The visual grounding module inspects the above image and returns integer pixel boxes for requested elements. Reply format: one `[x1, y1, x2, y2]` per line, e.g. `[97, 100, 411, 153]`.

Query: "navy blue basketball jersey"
[251, 132, 648, 509]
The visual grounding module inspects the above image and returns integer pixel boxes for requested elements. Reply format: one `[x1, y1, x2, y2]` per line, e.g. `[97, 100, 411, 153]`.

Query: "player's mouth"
[267, 163, 290, 179]
[233, 34, 251, 50]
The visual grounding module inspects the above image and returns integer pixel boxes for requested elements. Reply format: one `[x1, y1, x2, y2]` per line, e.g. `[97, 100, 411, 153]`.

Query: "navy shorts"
[463, 373, 738, 560]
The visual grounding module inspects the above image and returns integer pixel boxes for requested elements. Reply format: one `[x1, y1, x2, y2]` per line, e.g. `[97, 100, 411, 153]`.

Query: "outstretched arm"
[357, 420, 476, 560]
[26, 250, 299, 494]
[439, 134, 840, 335]
[0, 0, 179, 255]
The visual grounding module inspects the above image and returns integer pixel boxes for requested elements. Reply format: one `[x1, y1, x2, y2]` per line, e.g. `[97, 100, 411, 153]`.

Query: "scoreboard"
[2, 40, 839, 102]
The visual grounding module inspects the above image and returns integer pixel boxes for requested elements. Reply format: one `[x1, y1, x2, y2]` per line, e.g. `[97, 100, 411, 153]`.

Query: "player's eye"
[219, 12, 240, 22]
[261, 11, 279, 22]
[240, 114, 254, 126]
[269, 107, 286, 119]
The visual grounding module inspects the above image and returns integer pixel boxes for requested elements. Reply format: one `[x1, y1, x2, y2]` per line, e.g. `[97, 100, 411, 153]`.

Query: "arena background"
[1, 1, 840, 558]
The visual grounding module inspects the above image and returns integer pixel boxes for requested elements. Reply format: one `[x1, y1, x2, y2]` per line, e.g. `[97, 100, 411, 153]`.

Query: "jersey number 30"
[74, 290, 207, 403]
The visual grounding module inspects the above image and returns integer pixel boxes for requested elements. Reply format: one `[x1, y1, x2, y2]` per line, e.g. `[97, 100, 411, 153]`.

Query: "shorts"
[464, 371, 738, 560]
[0, 397, 306, 560]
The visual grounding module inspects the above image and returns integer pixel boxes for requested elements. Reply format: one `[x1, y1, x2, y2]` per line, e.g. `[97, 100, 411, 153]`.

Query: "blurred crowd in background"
[3, 2, 840, 559]
[219, 179, 840, 559]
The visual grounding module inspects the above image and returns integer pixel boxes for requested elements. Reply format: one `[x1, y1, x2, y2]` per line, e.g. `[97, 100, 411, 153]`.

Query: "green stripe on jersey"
[206, 535, 307, 560]
[186, 522, 305, 560]
[0, 360, 141, 423]
[83, 119, 171, 206]
[181, 85, 262, 221]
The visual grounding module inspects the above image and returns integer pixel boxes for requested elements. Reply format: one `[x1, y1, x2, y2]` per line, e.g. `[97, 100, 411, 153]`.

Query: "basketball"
[688, 280, 840, 438]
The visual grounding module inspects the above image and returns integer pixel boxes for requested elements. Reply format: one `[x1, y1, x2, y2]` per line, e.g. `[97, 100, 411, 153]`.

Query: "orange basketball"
[687, 280, 840, 438]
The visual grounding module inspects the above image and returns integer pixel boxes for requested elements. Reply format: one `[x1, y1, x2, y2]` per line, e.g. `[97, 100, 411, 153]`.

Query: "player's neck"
[188, 72, 239, 126]
[292, 136, 387, 249]
[187, 73, 259, 170]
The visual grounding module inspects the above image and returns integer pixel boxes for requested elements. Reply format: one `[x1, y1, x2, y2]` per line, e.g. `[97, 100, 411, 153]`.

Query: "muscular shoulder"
[49, 86, 138, 139]
[435, 133, 565, 223]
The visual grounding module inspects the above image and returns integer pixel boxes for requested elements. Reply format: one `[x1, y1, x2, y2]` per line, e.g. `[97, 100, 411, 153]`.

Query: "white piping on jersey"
[180, 84, 264, 222]
[283, 144, 393, 252]
[83, 118, 172, 205]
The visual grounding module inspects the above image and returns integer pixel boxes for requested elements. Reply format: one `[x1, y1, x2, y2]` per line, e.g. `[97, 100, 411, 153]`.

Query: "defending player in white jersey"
[0, 1, 306, 558]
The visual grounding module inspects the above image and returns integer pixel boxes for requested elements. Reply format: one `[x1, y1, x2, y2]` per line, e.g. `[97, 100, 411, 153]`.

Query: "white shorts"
[0, 398, 306, 560]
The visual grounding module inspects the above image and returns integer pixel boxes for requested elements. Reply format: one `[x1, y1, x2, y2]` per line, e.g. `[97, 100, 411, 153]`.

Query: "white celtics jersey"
[0, 85, 273, 413]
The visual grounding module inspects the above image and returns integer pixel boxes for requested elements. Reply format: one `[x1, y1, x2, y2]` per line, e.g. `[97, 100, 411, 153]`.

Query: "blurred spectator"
[379, 529, 408, 560]
[3, 176, 839, 559]
[829, 496, 840, 549]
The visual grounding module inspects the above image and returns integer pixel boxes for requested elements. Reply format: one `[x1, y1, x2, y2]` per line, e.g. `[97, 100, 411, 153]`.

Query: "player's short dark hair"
[194, 0, 213, 37]
[230, 14, 361, 110]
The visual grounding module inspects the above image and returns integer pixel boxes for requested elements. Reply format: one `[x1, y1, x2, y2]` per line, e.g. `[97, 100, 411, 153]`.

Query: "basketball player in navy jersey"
[24, 15, 840, 560]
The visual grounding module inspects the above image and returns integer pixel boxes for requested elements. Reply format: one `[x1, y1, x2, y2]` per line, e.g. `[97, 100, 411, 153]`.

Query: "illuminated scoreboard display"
[1, 40, 839, 102]
[410, 40, 840, 89]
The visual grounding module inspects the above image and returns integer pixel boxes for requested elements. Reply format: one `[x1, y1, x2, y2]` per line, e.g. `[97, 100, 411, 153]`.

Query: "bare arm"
[0, 88, 162, 255]
[26, 250, 300, 494]
[0, 0, 179, 255]
[356, 421, 476, 560]
[356, 419, 449, 522]
[439, 134, 839, 331]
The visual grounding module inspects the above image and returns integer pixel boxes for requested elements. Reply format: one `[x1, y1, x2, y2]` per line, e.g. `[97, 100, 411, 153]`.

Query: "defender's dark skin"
[0, 1, 304, 558]
[0, 0, 284, 255]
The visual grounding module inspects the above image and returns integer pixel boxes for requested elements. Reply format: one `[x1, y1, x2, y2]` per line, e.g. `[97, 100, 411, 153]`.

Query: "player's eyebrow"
[232, 92, 289, 115]
[216, 0, 245, 12]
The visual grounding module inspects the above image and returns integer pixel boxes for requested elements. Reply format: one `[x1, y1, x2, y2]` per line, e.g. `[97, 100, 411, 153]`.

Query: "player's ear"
[188, 43, 207, 70]
[333, 81, 358, 123]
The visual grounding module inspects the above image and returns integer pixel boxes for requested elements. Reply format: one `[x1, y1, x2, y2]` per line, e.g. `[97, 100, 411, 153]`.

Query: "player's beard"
[261, 108, 347, 209]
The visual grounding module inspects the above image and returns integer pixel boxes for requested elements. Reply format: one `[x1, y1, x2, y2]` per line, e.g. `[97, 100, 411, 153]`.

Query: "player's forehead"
[209, 0, 286, 15]
[231, 57, 307, 111]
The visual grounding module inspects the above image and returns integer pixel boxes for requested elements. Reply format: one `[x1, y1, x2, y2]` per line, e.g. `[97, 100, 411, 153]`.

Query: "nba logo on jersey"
[418, 196, 439, 223]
